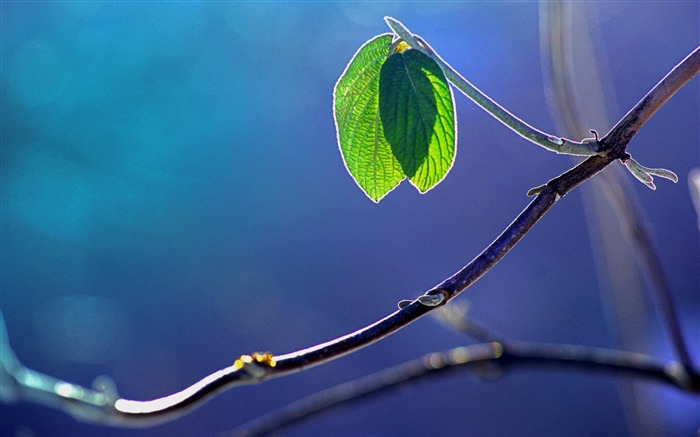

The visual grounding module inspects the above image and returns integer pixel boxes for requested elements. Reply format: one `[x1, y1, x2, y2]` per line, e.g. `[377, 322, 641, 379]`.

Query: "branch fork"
[2, 18, 699, 434]
[386, 17, 683, 191]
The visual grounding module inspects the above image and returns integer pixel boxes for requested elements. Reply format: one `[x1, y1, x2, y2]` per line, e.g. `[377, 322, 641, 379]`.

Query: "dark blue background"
[2, 2, 698, 436]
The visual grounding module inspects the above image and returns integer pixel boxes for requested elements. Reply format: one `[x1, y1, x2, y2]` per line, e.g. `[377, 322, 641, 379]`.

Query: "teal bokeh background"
[2, 2, 698, 436]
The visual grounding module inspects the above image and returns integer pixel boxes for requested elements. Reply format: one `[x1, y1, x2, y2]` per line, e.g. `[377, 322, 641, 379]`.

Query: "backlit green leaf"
[334, 34, 404, 203]
[379, 48, 456, 193]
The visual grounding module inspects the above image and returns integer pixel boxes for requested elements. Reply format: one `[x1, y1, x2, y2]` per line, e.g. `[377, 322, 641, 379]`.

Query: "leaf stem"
[2, 24, 699, 433]
[384, 17, 601, 156]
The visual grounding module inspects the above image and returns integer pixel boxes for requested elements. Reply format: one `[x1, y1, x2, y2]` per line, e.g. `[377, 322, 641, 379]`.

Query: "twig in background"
[1, 19, 699, 432]
[230, 313, 696, 437]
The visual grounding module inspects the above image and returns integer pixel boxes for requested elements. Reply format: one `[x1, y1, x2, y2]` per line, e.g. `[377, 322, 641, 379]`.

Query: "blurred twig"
[691, 168, 700, 230]
[538, 5, 697, 432]
[231, 321, 695, 437]
[538, 1, 696, 374]
[1, 23, 699, 431]
[431, 300, 503, 343]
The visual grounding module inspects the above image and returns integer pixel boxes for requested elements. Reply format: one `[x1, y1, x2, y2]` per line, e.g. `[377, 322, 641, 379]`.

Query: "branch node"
[92, 375, 119, 405]
[666, 362, 700, 393]
[470, 343, 506, 380]
[527, 184, 546, 197]
[398, 290, 448, 309]
[547, 135, 565, 146]
[491, 341, 505, 359]
[580, 134, 604, 154]
[233, 352, 277, 378]
[418, 290, 447, 307]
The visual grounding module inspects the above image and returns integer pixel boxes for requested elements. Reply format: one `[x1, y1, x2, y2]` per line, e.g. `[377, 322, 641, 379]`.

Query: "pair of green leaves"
[334, 34, 457, 203]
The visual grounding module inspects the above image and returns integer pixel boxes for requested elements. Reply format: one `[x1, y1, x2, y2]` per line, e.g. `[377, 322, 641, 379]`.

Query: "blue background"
[1, 2, 698, 436]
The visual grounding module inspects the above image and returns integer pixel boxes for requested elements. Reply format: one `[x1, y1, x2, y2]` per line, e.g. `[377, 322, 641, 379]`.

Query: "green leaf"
[379, 48, 456, 193]
[334, 34, 405, 203]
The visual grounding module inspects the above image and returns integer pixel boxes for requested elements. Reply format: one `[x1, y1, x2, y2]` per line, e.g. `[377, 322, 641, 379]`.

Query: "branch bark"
[538, 1, 697, 374]
[2, 37, 699, 431]
[232, 340, 697, 437]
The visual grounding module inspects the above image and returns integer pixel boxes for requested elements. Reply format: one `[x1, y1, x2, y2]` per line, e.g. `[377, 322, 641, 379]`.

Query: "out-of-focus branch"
[232, 338, 697, 437]
[1, 30, 699, 431]
[538, 5, 697, 433]
[233, 302, 700, 436]
[538, 1, 697, 375]
[691, 168, 700, 230]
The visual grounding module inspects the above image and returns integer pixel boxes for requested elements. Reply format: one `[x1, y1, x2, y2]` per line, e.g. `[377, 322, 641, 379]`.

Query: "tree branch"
[2, 31, 699, 431]
[233, 300, 700, 436]
[538, 1, 697, 374]
[232, 340, 698, 437]
[384, 17, 601, 156]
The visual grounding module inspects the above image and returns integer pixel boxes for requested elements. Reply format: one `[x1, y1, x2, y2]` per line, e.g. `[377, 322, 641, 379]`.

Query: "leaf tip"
[383, 16, 398, 26]
[384, 16, 408, 39]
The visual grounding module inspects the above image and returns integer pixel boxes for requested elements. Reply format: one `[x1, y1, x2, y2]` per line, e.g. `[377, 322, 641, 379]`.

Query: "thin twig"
[231, 340, 696, 437]
[583, 22, 698, 372]
[2, 29, 699, 430]
[594, 171, 697, 372]
[538, 4, 663, 434]
[384, 17, 601, 156]
[602, 45, 700, 155]
[432, 301, 504, 343]
[538, 0, 697, 376]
